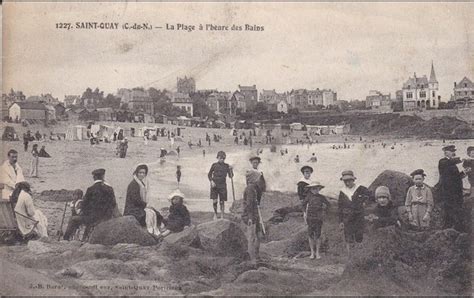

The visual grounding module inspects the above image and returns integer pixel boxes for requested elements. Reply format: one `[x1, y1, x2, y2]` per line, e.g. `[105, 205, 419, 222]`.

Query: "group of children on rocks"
[296, 165, 438, 259]
[205, 145, 474, 263]
[295, 145, 474, 260]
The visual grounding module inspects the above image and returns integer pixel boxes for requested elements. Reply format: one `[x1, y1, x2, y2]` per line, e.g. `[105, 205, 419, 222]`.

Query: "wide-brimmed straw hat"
[168, 189, 185, 201]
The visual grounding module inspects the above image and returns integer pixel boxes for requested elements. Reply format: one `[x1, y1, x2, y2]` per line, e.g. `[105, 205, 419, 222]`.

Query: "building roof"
[403, 75, 429, 89]
[307, 89, 322, 96]
[291, 89, 307, 95]
[429, 62, 438, 83]
[260, 89, 277, 96]
[456, 77, 474, 88]
[238, 85, 257, 91]
[11, 101, 46, 110]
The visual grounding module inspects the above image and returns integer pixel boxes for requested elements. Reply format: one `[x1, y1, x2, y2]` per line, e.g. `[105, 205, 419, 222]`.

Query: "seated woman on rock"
[123, 164, 162, 237]
[11, 181, 49, 239]
[366, 186, 400, 229]
[159, 190, 191, 237]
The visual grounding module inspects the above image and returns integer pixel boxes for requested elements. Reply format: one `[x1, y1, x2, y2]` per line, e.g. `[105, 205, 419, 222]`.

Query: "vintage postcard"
[1, 1, 473, 296]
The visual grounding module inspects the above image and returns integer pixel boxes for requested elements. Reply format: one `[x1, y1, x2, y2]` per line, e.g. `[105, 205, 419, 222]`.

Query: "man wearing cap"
[63, 168, 117, 240]
[438, 145, 465, 230]
[242, 169, 267, 265]
[337, 170, 371, 254]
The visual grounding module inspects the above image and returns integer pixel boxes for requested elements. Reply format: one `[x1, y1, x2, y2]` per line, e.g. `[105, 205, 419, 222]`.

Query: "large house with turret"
[402, 62, 440, 111]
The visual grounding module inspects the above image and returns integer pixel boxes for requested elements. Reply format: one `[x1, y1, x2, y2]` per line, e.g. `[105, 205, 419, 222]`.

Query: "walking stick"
[257, 203, 266, 236]
[231, 176, 236, 202]
[176, 165, 182, 189]
[57, 202, 68, 241]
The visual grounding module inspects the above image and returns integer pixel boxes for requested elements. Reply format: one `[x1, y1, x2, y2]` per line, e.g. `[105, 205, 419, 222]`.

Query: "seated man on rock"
[63, 168, 117, 241]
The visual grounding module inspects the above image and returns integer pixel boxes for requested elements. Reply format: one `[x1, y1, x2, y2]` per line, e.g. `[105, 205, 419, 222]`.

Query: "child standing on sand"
[208, 151, 233, 220]
[303, 182, 330, 259]
[405, 169, 434, 229]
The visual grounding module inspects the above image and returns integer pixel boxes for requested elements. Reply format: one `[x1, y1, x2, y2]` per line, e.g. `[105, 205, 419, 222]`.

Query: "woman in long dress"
[12, 181, 48, 238]
[30, 144, 39, 177]
[123, 164, 162, 236]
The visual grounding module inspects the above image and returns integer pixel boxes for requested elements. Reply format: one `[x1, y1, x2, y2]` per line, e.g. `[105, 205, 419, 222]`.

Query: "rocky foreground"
[0, 171, 472, 296]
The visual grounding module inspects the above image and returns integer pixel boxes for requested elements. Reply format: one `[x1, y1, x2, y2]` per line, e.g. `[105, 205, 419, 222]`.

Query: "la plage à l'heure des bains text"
[165, 23, 264, 32]
[61, 22, 264, 31]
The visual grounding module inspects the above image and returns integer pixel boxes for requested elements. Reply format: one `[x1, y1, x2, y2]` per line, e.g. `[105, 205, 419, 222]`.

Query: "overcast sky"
[3, 2, 474, 101]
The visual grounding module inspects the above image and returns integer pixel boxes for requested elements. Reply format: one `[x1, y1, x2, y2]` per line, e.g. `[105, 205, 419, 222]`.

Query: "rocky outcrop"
[334, 226, 471, 296]
[163, 225, 200, 247]
[89, 216, 159, 246]
[368, 170, 413, 206]
[196, 219, 247, 256]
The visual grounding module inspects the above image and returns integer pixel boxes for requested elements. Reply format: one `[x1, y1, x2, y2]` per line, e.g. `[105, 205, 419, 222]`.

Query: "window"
[432, 91, 435, 97]
[406, 92, 413, 99]
[471, 91, 474, 95]
[465, 83, 468, 87]
[433, 100, 435, 106]
[420, 91, 426, 98]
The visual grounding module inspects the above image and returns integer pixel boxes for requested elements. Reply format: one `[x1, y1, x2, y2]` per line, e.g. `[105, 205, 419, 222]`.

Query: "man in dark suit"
[63, 168, 117, 240]
[438, 145, 465, 230]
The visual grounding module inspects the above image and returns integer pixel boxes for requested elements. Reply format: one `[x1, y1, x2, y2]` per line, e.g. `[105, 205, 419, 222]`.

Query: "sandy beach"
[1, 121, 472, 214]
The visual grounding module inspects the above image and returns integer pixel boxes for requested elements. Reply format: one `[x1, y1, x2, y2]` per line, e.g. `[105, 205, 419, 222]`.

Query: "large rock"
[368, 170, 413, 206]
[196, 219, 247, 256]
[334, 226, 471, 296]
[163, 225, 200, 247]
[89, 216, 158, 246]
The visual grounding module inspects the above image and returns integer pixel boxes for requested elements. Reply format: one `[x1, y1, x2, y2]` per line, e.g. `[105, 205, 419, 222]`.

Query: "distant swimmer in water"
[308, 153, 318, 162]
[294, 155, 300, 163]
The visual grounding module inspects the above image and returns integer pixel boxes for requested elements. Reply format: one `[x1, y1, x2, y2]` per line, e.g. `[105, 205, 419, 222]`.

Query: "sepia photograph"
[0, 1, 473, 296]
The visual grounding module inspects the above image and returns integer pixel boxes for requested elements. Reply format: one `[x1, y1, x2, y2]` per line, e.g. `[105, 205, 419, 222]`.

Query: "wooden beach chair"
[0, 199, 39, 243]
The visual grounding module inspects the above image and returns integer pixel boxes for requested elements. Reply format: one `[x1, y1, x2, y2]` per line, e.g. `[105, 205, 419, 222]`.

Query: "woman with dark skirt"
[123, 164, 163, 236]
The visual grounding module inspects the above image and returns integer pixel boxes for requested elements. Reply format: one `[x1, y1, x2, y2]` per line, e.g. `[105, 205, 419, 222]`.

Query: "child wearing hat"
[302, 182, 330, 259]
[297, 165, 313, 201]
[208, 151, 233, 220]
[338, 170, 371, 254]
[249, 156, 266, 205]
[367, 186, 400, 229]
[405, 169, 434, 229]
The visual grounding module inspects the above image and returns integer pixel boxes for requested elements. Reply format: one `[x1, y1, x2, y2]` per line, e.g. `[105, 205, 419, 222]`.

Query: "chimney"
[454, 82, 457, 88]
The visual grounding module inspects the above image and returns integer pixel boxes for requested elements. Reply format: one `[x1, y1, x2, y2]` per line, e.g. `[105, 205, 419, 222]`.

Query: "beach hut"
[91, 124, 116, 139]
[290, 122, 303, 131]
[66, 125, 88, 140]
[137, 126, 158, 137]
